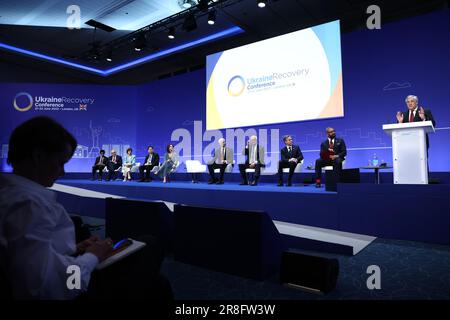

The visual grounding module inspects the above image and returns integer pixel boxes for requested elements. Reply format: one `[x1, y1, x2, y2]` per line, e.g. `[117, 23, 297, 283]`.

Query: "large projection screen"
[206, 20, 343, 130]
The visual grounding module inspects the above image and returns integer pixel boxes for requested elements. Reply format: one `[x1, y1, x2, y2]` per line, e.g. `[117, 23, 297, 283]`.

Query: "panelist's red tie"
[409, 111, 414, 123]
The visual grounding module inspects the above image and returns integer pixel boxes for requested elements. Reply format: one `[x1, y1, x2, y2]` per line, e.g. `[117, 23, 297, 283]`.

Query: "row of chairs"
[102, 163, 163, 174]
[101, 160, 345, 182]
[102, 162, 181, 180]
[185, 159, 346, 182]
[185, 160, 305, 183]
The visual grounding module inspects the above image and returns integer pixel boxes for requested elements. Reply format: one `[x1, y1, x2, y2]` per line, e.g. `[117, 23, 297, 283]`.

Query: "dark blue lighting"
[0, 26, 244, 77]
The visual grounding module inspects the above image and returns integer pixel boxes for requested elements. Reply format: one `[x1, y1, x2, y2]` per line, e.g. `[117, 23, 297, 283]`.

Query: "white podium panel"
[383, 121, 435, 185]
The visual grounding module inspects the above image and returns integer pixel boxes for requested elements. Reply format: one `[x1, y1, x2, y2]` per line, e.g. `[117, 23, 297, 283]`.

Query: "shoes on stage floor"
[287, 181, 292, 187]
[250, 181, 258, 186]
[146, 178, 152, 182]
[315, 179, 321, 188]
[239, 181, 248, 185]
[277, 181, 283, 187]
[216, 180, 224, 185]
[138, 179, 145, 182]
[208, 180, 217, 184]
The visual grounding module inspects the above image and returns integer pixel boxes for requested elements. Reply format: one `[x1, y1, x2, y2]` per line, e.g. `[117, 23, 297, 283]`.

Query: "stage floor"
[57, 178, 333, 194]
[54, 179, 450, 246]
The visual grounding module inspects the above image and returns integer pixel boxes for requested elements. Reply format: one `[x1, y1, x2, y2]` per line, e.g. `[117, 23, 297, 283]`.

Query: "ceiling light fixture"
[207, 10, 216, 25]
[168, 27, 176, 39]
[257, 0, 267, 8]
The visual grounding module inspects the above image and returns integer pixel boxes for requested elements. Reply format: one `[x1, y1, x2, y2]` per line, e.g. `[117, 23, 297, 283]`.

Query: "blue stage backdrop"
[1, 9, 449, 173]
[0, 83, 137, 172]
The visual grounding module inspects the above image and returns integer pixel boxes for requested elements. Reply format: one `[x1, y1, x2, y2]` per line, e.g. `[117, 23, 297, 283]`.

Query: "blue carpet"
[81, 216, 450, 299]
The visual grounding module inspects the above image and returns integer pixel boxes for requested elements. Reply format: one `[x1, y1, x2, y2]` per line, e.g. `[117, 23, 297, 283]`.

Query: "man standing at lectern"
[315, 128, 347, 188]
[396, 95, 436, 149]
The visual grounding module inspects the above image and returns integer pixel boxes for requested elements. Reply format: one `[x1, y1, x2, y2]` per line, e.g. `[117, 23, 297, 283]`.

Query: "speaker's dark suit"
[315, 138, 347, 180]
[399, 108, 435, 149]
[278, 145, 304, 184]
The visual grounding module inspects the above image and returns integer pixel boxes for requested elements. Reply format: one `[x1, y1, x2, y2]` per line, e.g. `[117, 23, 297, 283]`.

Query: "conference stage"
[53, 174, 450, 249]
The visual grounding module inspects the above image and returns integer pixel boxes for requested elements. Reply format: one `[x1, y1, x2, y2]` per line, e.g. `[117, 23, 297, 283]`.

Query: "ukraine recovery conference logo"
[13, 92, 33, 112]
[227, 75, 245, 97]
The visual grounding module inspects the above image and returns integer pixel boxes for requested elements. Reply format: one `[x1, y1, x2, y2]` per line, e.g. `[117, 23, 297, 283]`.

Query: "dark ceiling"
[0, 0, 448, 85]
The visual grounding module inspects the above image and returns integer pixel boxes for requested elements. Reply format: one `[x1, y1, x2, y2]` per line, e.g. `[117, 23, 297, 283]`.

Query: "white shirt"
[216, 147, 226, 164]
[146, 154, 153, 165]
[0, 173, 98, 299]
[409, 107, 425, 121]
[250, 145, 257, 163]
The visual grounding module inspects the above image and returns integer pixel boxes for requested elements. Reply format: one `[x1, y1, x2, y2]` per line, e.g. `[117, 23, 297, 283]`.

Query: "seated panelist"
[207, 138, 234, 185]
[122, 148, 136, 182]
[277, 135, 304, 187]
[106, 149, 122, 181]
[92, 150, 108, 181]
[238, 135, 265, 186]
[314, 127, 347, 188]
[139, 146, 160, 182]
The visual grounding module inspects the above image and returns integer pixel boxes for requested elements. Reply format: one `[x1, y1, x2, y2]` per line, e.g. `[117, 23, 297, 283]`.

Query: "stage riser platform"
[55, 180, 450, 245]
[59, 172, 450, 184]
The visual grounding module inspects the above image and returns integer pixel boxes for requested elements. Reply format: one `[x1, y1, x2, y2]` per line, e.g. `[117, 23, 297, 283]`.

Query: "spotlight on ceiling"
[207, 10, 216, 25]
[168, 27, 176, 39]
[106, 51, 113, 62]
[89, 44, 101, 61]
[181, 0, 196, 8]
[133, 33, 146, 51]
[257, 0, 267, 8]
[182, 14, 197, 32]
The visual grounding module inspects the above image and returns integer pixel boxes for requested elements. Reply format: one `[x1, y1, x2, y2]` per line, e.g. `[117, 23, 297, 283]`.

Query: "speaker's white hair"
[405, 95, 419, 103]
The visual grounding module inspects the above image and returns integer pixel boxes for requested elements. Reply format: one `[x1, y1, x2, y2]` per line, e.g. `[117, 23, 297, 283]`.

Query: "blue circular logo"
[227, 76, 245, 97]
[13, 92, 33, 112]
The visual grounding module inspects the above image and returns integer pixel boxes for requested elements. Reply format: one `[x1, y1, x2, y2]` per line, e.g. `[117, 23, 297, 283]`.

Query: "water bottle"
[372, 154, 379, 167]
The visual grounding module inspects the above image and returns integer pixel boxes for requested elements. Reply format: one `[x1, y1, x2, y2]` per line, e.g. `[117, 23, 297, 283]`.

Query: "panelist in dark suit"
[91, 149, 108, 181]
[238, 135, 265, 186]
[139, 146, 160, 182]
[106, 149, 122, 181]
[315, 127, 347, 188]
[207, 138, 234, 184]
[396, 95, 436, 149]
[277, 135, 304, 187]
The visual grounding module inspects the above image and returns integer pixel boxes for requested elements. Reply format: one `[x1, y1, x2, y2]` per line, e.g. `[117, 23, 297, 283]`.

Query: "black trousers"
[239, 163, 262, 183]
[208, 163, 227, 181]
[85, 236, 173, 302]
[92, 165, 106, 179]
[106, 164, 121, 180]
[139, 164, 156, 180]
[315, 157, 344, 180]
[278, 160, 297, 183]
